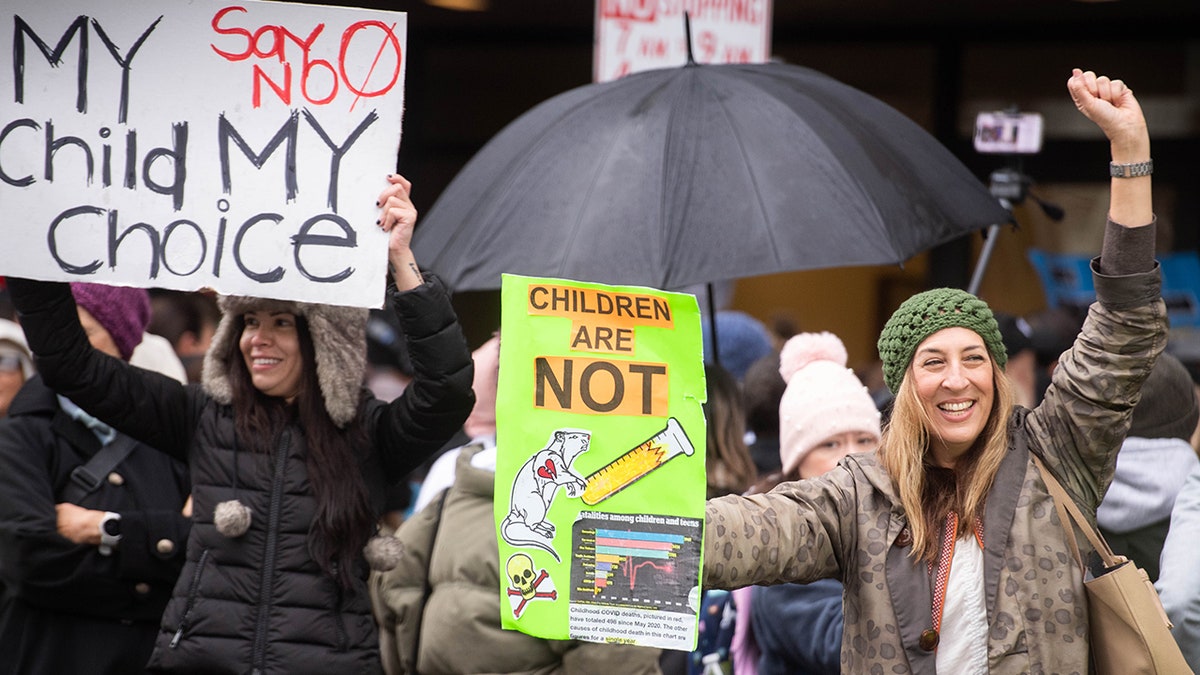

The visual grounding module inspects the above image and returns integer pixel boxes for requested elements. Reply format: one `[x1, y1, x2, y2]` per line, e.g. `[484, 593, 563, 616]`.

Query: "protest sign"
[0, 0, 406, 307]
[594, 0, 772, 82]
[1029, 248, 1200, 328]
[495, 274, 707, 652]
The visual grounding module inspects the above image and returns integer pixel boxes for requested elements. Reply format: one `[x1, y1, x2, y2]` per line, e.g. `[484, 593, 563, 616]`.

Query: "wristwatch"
[1109, 160, 1153, 178]
[99, 511, 121, 556]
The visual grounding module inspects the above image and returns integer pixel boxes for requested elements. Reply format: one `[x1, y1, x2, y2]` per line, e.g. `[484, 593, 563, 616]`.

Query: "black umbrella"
[413, 60, 1009, 293]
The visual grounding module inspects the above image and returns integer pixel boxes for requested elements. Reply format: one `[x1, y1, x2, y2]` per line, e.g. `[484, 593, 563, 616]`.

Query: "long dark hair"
[228, 314, 374, 588]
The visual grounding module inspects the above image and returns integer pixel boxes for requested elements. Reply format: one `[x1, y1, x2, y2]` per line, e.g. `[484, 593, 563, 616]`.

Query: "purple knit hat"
[70, 282, 151, 361]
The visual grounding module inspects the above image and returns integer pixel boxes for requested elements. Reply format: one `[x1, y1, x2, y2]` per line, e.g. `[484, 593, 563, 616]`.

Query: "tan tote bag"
[1032, 454, 1193, 675]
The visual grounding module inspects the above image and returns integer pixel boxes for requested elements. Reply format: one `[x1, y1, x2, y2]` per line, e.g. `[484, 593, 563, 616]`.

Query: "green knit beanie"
[877, 288, 1007, 393]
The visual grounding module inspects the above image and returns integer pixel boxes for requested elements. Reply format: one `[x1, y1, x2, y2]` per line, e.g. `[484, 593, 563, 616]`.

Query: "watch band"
[1109, 160, 1153, 178]
[99, 511, 121, 555]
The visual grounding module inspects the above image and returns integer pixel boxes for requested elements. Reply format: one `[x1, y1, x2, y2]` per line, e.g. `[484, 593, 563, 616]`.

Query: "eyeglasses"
[0, 354, 26, 373]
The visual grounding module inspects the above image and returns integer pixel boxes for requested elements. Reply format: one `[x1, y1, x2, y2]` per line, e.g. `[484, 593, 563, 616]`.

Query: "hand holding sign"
[1, 0, 408, 308]
[376, 174, 424, 292]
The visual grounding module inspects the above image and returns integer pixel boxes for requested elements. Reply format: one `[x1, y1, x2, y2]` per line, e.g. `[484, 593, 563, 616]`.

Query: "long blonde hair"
[878, 359, 1015, 562]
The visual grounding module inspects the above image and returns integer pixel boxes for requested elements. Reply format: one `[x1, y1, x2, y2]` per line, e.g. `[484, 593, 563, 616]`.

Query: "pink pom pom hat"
[778, 332, 882, 477]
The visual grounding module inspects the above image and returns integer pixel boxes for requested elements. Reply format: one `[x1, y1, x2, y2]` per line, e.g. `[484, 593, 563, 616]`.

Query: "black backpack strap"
[61, 434, 138, 504]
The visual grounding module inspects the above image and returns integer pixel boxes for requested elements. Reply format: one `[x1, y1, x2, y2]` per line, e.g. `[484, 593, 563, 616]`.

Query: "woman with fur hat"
[703, 69, 1166, 673]
[6, 174, 475, 674]
[0, 283, 192, 674]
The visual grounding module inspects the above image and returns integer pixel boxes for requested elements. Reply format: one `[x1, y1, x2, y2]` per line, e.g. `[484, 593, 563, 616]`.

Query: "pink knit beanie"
[70, 282, 151, 361]
[778, 332, 881, 477]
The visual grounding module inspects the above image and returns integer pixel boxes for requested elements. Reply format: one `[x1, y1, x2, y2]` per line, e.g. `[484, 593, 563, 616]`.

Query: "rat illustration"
[501, 429, 590, 562]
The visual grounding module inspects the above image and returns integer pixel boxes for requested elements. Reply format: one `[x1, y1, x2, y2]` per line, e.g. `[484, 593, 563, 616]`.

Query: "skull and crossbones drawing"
[505, 553, 557, 617]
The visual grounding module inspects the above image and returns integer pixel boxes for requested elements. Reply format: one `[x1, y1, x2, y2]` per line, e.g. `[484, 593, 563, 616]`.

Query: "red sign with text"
[594, 0, 772, 82]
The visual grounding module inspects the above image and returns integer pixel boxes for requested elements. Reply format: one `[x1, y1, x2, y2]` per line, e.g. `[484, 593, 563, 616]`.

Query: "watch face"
[103, 516, 121, 537]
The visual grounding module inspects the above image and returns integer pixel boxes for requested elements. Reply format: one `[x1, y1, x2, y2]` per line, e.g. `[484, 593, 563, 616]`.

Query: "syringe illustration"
[581, 417, 695, 506]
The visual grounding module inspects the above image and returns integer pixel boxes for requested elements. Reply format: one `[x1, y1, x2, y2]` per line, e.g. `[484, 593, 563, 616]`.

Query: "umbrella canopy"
[412, 61, 1010, 291]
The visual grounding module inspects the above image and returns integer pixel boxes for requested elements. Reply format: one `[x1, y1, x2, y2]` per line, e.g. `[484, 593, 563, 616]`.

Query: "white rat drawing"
[501, 429, 591, 562]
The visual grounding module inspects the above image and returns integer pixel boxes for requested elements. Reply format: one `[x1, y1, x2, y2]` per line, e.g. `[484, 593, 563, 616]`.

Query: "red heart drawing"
[537, 459, 557, 480]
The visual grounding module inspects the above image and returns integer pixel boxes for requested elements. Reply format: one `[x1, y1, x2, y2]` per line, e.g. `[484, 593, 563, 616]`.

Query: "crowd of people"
[0, 68, 1198, 675]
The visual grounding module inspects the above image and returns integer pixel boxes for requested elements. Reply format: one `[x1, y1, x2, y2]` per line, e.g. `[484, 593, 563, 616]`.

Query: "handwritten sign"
[594, 0, 773, 82]
[496, 274, 707, 651]
[0, 0, 406, 307]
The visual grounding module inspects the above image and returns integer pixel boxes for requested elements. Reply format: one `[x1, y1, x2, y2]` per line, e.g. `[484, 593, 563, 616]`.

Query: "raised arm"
[377, 174, 424, 291]
[1067, 67, 1153, 271]
[369, 174, 475, 481]
[6, 279, 199, 460]
[1029, 69, 1166, 507]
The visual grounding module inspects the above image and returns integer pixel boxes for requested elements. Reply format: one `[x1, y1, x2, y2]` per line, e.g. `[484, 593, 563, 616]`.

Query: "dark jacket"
[8, 278, 475, 675]
[0, 375, 191, 674]
[751, 579, 842, 675]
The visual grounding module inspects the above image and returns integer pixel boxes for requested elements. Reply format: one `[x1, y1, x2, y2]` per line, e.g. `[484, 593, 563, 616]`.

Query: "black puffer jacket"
[9, 278, 475, 675]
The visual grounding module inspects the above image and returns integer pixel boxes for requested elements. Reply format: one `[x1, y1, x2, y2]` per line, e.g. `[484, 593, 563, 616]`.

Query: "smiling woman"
[702, 68, 1168, 674]
[5, 174, 476, 674]
[878, 291, 1014, 563]
[909, 326, 997, 464]
[238, 310, 304, 401]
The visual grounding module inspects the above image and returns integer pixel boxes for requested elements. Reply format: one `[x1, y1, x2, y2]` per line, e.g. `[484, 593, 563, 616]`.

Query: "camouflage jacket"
[704, 264, 1166, 674]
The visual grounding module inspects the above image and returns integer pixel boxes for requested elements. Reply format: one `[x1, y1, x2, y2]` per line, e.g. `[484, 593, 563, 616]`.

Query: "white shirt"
[411, 435, 497, 514]
[936, 535, 990, 673]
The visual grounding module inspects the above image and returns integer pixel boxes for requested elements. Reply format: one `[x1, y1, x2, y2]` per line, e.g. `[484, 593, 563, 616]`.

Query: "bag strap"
[1030, 453, 1120, 570]
[61, 434, 138, 504]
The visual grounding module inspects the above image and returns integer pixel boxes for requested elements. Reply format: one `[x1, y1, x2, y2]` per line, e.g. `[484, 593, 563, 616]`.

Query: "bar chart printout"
[568, 512, 701, 650]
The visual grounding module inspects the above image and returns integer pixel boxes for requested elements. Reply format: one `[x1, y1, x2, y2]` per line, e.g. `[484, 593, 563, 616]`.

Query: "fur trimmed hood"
[201, 296, 369, 427]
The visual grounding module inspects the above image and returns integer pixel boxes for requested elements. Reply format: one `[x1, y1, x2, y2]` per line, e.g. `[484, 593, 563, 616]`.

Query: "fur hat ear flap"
[363, 535, 404, 572]
[214, 499, 252, 538]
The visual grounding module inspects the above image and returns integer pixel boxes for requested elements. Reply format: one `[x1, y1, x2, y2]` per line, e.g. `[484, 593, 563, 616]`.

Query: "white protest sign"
[0, 0, 406, 308]
[594, 0, 772, 82]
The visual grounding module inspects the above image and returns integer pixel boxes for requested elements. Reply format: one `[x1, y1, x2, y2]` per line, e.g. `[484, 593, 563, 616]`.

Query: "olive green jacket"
[704, 263, 1166, 674]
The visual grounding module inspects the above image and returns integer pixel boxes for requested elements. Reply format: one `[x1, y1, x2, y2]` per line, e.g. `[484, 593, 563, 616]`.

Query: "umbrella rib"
[786, 78, 902, 253]
[733, 66, 892, 260]
[434, 86, 616, 275]
[556, 128, 626, 282]
[698, 72, 783, 269]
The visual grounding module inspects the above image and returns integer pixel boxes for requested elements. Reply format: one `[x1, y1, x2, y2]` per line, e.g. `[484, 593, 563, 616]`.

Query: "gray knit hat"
[877, 288, 1007, 393]
[201, 296, 369, 428]
[1130, 352, 1199, 441]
